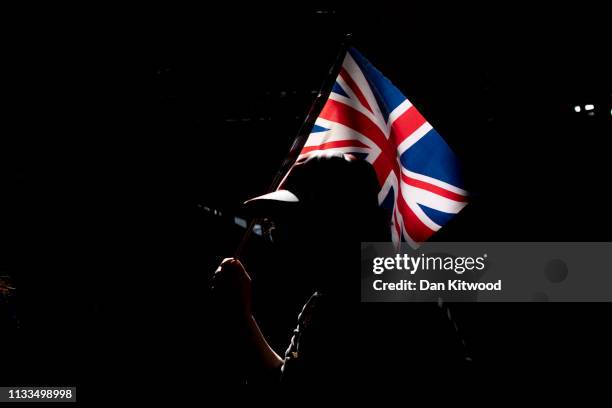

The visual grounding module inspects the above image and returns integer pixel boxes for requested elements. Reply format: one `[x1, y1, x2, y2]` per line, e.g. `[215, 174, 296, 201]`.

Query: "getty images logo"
[372, 253, 488, 275]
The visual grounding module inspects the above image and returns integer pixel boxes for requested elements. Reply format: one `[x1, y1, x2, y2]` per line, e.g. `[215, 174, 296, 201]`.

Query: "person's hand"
[210, 258, 252, 320]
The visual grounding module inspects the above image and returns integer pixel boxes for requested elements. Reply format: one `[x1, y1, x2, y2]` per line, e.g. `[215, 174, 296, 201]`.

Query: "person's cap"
[243, 153, 380, 217]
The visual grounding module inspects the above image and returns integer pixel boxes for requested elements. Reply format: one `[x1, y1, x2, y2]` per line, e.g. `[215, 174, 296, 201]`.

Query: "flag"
[297, 48, 468, 246]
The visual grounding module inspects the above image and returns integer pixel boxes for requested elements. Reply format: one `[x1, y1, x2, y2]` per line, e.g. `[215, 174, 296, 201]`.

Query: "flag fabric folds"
[297, 48, 468, 246]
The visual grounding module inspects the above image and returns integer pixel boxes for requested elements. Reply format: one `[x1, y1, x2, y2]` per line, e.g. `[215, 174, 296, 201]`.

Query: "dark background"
[1, 3, 611, 393]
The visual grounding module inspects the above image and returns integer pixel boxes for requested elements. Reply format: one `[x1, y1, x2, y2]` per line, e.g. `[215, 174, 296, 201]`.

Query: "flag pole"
[233, 33, 352, 259]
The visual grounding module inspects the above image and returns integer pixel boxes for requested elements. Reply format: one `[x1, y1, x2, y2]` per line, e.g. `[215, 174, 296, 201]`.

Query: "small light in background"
[199, 205, 222, 217]
[253, 224, 263, 236]
[585, 104, 595, 111]
[574, 106, 581, 112]
[234, 217, 247, 229]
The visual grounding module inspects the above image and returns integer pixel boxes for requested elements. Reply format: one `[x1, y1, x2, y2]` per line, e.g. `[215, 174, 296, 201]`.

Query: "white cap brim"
[243, 189, 299, 205]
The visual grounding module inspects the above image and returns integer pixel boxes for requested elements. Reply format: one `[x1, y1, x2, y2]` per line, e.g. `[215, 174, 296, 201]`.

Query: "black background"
[1, 3, 611, 394]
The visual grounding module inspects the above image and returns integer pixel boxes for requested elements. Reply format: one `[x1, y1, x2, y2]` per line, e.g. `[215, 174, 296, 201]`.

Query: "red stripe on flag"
[300, 139, 369, 155]
[319, 99, 400, 186]
[401, 173, 467, 202]
[339, 67, 373, 113]
[390, 106, 427, 147]
[319, 100, 393, 163]
[372, 154, 397, 186]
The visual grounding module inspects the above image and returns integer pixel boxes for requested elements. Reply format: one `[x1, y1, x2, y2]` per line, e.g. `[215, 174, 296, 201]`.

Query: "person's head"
[244, 154, 389, 290]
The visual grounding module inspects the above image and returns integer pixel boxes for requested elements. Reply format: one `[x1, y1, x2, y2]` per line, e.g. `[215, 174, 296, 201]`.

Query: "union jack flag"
[297, 48, 468, 246]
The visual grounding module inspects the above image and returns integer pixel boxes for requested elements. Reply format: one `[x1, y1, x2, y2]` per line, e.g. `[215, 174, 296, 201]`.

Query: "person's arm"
[211, 258, 283, 374]
[245, 313, 284, 371]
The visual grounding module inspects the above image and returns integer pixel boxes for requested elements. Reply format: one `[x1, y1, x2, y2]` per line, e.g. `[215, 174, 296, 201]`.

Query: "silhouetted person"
[211, 153, 464, 383]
